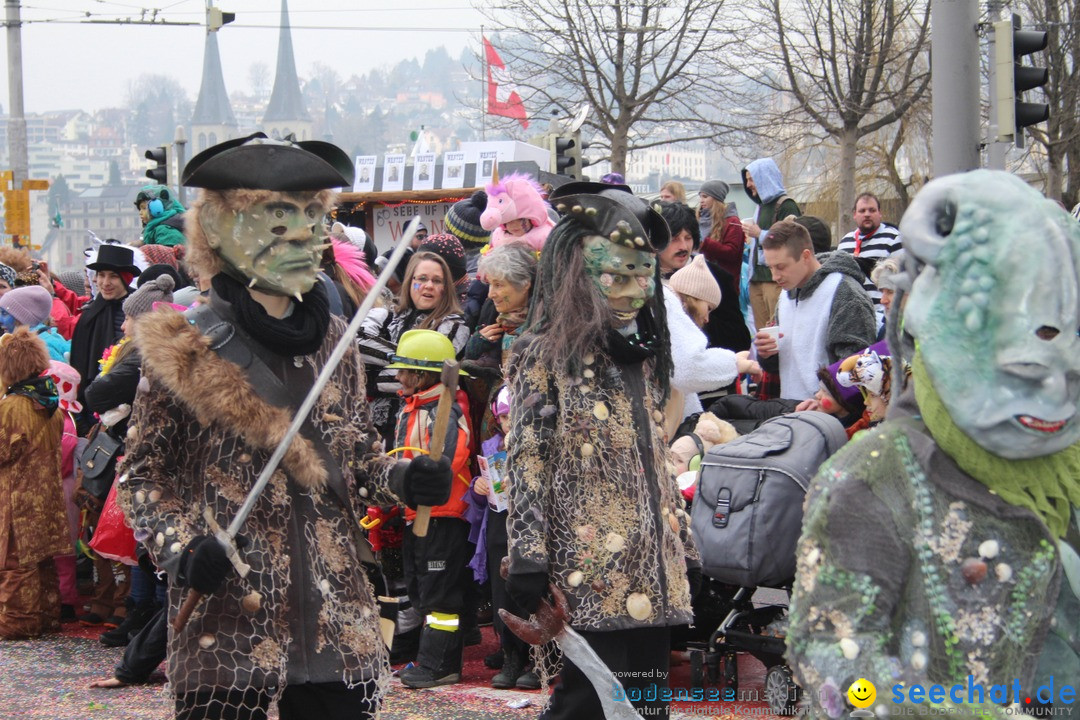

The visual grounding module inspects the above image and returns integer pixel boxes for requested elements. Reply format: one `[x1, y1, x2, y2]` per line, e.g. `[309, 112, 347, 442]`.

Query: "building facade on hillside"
[39, 186, 142, 271]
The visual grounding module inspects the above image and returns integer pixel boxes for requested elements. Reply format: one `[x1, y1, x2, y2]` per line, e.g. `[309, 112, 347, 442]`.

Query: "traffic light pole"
[932, 0, 981, 176]
[5, 0, 27, 189]
[986, 0, 1007, 170]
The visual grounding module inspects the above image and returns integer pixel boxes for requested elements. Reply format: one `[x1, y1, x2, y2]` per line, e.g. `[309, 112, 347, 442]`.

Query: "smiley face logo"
[847, 678, 877, 708]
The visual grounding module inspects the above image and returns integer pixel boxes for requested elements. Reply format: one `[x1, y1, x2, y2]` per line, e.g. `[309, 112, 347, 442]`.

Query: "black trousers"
[175, 680, 378, 720]
[115, 605, 167, 684]
[485, 507, 530, 661]
[402, 516, 471, 616]
[541, 626, 672, 720]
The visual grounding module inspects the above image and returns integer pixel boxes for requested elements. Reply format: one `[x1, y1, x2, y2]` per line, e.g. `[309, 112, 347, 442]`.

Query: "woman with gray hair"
[461, 240, 541, 689]
[463, 241, 538, 376]
[870, 249, 905, 340]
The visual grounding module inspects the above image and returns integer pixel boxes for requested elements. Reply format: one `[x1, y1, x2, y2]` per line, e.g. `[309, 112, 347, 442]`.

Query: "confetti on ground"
[0, 619, 783, 718]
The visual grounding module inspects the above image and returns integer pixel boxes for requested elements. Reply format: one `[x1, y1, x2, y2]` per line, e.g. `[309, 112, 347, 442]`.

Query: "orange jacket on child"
[394, 384, 473, 522]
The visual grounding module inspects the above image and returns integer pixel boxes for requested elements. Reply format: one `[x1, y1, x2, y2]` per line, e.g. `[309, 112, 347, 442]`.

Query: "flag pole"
[481, 27, 487, 141]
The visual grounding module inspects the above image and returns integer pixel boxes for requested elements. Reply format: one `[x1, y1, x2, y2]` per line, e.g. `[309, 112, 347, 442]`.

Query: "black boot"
[389, 625, 421, 665]
[491, 648, 526, 689]
[399, 625, 464, 689]
[100, 600, 157, 648]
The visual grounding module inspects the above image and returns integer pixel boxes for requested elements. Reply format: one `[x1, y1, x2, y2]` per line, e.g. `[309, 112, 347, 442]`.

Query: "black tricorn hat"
[87, 244, 141, 276]
[549, 181, 670, 252]
[182, 132, 354, 191]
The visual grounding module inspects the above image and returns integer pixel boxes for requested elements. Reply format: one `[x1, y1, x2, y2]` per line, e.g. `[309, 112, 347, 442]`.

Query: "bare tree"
[474, 0, 736, 175]
[248, 62, 270, 101]
[1021, 0, 1080, 207]
[724, 0, 930, 230]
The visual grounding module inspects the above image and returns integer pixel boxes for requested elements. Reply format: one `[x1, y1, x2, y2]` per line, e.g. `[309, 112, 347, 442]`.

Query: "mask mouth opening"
[1015, 414, 1070, 434]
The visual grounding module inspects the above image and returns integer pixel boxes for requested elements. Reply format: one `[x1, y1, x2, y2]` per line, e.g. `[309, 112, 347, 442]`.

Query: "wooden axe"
[412, 359, 461, 537]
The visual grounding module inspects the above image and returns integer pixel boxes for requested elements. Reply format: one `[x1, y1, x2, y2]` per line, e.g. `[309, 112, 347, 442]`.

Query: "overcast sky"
[4, 0, 487, 114]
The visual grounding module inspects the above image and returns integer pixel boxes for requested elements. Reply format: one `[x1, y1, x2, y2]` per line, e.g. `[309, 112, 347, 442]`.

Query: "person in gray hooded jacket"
[753, 220, 876, 401]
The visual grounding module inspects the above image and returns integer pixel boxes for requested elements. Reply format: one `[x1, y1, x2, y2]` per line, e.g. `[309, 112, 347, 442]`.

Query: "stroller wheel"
[718, 652, 738, 695]
[765, 665, 800, 716]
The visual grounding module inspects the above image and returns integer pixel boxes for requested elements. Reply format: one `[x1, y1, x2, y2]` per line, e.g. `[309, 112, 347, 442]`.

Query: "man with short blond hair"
[753, 220, 876, 400]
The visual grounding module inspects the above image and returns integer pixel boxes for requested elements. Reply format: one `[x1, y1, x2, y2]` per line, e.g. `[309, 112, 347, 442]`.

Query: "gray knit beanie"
[59, 270, 86, 296]
[122, 274, 175, 318]
[699, 180, 730, 203]
[0, 263, 15, 289]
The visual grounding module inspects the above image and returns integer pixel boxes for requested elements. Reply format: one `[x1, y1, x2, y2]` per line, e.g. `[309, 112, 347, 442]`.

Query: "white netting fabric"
[119, 313, 396, 717]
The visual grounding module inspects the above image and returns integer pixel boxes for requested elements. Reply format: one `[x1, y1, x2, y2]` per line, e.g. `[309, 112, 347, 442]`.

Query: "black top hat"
[87, 245, 141, 276]
[182, 132, 354, 191]
[549, 181, 671, 252]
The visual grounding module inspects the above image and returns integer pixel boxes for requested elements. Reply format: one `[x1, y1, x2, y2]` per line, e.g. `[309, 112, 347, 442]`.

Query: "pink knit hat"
[0, 285, 53, 326]
[669, 254, 721, 309]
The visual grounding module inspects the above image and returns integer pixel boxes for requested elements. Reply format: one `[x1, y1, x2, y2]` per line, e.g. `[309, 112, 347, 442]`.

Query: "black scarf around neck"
[212, 273, 330, 357]
[605, 309, 657, 366]
[6, 374, 59, 415]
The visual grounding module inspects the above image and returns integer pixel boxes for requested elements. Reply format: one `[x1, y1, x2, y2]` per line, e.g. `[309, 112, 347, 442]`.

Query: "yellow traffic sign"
[4, 189, 30, 236]
[24, 179, 49, 190]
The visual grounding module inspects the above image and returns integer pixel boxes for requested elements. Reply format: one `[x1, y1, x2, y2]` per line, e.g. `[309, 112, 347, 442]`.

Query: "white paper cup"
[759, 326, 781, 343]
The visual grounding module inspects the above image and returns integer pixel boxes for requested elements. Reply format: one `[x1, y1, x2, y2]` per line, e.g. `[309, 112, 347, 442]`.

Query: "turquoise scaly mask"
[901, 170, 1080, 459]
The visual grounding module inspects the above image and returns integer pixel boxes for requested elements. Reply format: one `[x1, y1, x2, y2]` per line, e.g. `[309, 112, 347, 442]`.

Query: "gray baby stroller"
[685, 412, 847, 715]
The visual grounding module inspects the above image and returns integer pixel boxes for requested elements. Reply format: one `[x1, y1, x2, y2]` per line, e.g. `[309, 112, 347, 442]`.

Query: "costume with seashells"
[787, 171, 1080, 719]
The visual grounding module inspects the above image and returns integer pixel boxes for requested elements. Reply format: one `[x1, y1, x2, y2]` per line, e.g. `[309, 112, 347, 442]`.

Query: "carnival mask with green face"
[201, 191, 330, 299]
[901, 170, 1080, 459]
[582, 235, 656, 326]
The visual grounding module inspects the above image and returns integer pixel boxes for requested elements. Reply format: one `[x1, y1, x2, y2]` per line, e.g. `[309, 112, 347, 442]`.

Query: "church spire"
[190, 19, 237, 153]
[262, 0, 310, 128]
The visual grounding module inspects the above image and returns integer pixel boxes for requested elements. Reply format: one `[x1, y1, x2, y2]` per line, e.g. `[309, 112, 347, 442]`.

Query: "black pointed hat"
[182, 132, 354, 191]
[549, 181, 670, 252]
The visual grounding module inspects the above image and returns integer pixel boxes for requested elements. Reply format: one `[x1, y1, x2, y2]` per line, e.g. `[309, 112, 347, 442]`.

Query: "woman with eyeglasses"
[358, 251, 470, 444]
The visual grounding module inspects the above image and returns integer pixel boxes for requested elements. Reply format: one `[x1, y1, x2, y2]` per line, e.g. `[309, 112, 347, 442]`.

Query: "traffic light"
[552, 132, 583, 179]
[994, 14, 1049, 147]
[207, 7, 235, 32]
[145, 146, 169, 185]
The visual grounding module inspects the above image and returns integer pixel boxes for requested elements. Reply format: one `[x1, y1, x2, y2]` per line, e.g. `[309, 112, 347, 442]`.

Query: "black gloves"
[687, 566, 703, 600]
[402, 455, 453, 509]
[506, 571, 549, 615]
[178, 536, 231, 595]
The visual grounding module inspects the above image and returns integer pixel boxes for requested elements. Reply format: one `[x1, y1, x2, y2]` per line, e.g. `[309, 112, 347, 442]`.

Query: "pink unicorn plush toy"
[480, 173, 554, 252]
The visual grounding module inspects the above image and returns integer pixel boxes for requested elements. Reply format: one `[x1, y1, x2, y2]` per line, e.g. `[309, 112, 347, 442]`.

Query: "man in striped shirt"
[837, 193, 902, 326]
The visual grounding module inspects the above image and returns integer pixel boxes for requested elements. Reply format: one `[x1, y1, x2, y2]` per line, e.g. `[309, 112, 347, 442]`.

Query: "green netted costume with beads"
[787, 380, 1080, 718]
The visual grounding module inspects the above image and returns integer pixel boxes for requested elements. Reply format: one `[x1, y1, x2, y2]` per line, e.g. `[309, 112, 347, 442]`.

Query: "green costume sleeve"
[787, 430, 1013, 719]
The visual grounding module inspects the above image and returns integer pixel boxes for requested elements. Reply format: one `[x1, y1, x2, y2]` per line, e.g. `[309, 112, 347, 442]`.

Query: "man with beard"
[837, 192, 902, 325]
[118, 133, 452, 720]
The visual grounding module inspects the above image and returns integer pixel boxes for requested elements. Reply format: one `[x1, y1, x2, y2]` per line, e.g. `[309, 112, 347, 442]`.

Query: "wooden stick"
[412, 360, 461, 537]
[172, 590, 204, 633]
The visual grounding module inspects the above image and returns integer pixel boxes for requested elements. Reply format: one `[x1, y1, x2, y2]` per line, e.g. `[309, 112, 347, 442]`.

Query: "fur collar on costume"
[133, 308, 328, 490]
